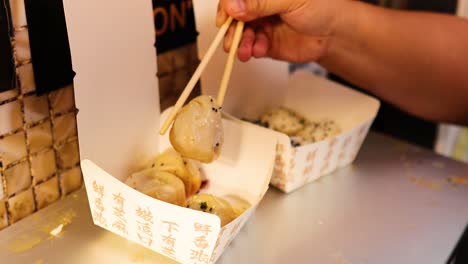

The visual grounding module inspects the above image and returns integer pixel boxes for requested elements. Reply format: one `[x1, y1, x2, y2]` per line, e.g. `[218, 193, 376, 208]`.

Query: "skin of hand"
[217, 0, 350, 63]
[217, 0, 468, 125]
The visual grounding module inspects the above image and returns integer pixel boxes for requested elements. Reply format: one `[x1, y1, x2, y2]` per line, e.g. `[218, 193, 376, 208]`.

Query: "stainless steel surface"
[1, 133, 468, 264]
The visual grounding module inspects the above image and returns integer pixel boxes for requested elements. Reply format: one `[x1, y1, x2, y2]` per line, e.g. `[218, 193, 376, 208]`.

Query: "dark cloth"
[0, 0, 16, 92]
[328, 74, 437, 149]
[24, 0, 75, 95]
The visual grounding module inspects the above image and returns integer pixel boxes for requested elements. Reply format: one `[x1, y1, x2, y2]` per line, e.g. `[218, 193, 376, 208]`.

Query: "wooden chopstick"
[159, 17, 234, 135]
[217, 21, 245, 106]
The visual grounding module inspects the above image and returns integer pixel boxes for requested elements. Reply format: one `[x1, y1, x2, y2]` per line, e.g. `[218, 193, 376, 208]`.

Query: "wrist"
[319, 1, 364, 64]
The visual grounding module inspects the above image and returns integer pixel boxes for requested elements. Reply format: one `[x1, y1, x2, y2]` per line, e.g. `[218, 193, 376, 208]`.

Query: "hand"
[217, 0, 349, 63]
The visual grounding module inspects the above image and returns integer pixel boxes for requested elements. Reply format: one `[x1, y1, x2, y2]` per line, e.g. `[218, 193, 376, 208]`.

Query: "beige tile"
[0, 201, 8, 230]
[27, 121, 53, 154]
[31, 149, 56, 184]
[23, 95, 49, 124]
[0, 100, 23, 136]
[56, 141, 80, 169]
[160, 94, 178, 112]
[188, 61, 199, 76]
[17, 63, 36, 94]
[188, 43, 200, 64]
[172, 45, 190, 69]
[53, 112, 77, 144]
[158, 74, 173, 100]
[0, 131, 27, 167]
[5, 161, 31, 196]
[49, 84, 75, 114]
[34, 176, 60, 209]
[157, 51, 174, 74]
[8, 188, 35, 223]
[60, 167, 82, 195]
[0, 172, 4, 200]
[13, 30, 31, 63]
[157, 43, 199, 74]
[0, 89, 19, 103]
[172, 68, 191, 94]
[9, 0, 27, 28]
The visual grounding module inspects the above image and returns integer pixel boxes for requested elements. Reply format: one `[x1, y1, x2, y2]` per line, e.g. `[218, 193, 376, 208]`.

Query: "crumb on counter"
[431, 161, 446, 169]
[447, 176, 468, 185]
[49, 224, 64, 237]
[408, 175, 443, 191]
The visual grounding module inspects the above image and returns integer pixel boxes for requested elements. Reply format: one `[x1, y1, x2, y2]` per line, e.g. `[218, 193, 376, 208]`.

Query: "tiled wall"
[157, 42, 201, 111]
[0, 0, 82, 230]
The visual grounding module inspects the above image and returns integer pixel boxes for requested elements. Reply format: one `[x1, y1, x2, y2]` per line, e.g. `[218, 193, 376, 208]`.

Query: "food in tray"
[150, 148, 201, 197]
[292, 118, 341, 145]
[170, 95, 223, 163]
[186, 194, 250, 226]
[260, 107, 305, 135]
[246, 107, 341, 147]
[125, 168, 186, 206]
[222, 194, 252, 217]
[126, 147, 251, 226]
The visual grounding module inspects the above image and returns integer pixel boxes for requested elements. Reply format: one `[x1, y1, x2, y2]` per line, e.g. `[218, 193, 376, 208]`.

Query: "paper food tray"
[81, 107, 277, 264]
[225, 71, 380, 193]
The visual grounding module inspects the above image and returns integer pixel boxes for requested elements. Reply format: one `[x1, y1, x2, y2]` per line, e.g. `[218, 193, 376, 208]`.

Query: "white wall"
[63, 0, 160, 180]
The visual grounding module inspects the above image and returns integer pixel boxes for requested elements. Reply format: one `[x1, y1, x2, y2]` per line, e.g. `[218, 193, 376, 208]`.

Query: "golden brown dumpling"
[170, 95, 223, 163]
[186, 194, 237, 226]
[125, 169, 185, 206]
[222, 195, 251, 217]
[152, 148, 201, 197]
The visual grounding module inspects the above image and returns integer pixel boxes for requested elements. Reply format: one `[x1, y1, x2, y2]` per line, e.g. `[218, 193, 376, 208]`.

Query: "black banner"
[153, 0, 199, 54]
[24, 0, 75, 95]
[0, 0, 16, 93]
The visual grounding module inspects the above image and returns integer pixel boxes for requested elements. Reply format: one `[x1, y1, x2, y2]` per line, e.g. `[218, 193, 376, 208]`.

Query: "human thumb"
[224, 0, 304, 21]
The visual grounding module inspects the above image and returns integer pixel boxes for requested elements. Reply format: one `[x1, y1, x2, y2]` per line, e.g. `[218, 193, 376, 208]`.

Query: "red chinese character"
[306, 151, 316, 162]
[113, 206, 125, 219]
[137, 222, 153, 237]
[113, 193, 125, 205]
[92, 181, 104, 196]
[137, 233, 153, 247]
[161, 220, 179, 233]
[194, 223, 212, 236]
[94, 198, 104, 212]
[161, 246, 176, 258]
[303, 165, 313, 177]
[190, 249, 209, 264]
[112, 220, 128, 234]
[193, 235, 209, 249]
[162, 233, 177, 248]
[276, 144, 284, 153]
[93, 210, 107, 227]
[136, 207, 154, 224]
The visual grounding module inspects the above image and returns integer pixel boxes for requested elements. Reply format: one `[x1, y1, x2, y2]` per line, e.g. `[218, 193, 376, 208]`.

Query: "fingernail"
[233, 0, 246, 15]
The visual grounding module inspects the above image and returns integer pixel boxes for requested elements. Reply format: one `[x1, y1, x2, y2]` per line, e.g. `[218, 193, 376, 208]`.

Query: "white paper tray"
[225, 71, 380, 193]
[81, 108, 277, 264]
